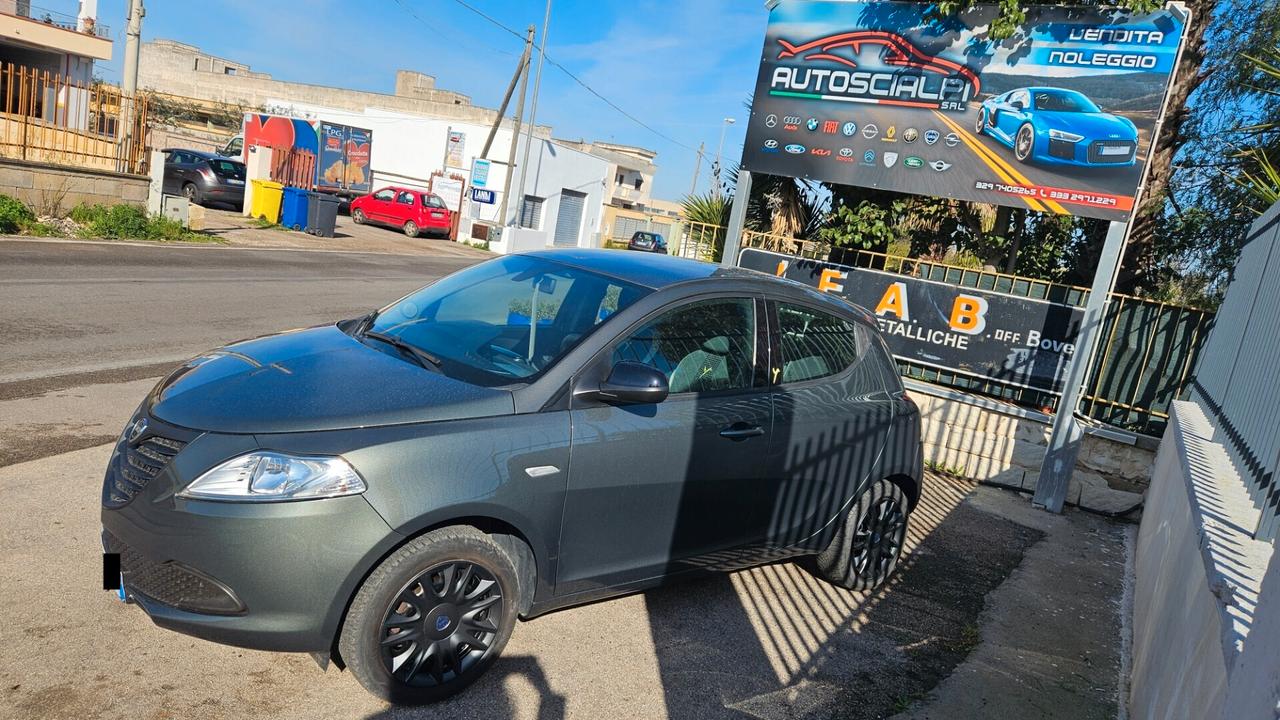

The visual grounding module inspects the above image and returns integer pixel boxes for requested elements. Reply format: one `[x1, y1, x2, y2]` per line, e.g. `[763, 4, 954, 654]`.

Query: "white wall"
[496, 135, 608, 250]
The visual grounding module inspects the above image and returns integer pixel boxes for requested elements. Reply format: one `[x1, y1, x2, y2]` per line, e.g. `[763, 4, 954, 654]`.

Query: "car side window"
[423, 194, 446, 208]
[396, 191, 415, 205]
[776, 302, 864, 384]
[612, 298, 755, 394]
[372, 189, 394, 202]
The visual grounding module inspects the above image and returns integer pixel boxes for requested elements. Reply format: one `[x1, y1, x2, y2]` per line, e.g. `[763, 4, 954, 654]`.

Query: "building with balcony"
[0, 1, 110, 86]
[555, 139, 657, 211]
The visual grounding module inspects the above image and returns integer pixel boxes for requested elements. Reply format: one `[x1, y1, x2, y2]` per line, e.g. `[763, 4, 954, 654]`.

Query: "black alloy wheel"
[339, 526, 520, 704]
[815, 478, 909, 591]
[182, 182, 200, 205]
[379, 560, 503, 688]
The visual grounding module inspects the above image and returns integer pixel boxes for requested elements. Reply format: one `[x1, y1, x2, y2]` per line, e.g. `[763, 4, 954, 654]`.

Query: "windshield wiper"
[353, 309, 379, 336]
[363, 330, 444, 372]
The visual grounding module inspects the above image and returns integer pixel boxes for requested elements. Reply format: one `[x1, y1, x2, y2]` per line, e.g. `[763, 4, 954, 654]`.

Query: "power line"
[392, 0, 515, 57]
[441, 0, 699, 154]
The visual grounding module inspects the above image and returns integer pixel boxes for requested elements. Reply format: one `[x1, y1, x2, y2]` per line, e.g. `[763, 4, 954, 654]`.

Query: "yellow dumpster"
[249, 180, 284, 223]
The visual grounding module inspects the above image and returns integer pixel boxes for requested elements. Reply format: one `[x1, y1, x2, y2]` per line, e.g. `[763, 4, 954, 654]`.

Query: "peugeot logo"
[435, 615, 451, 632]
[784, 143, 806, 154]
[127, 418, 148, 444]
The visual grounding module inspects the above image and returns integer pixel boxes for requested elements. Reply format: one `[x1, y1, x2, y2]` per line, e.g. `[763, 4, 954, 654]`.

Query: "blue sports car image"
[975, 87, 1139, 168]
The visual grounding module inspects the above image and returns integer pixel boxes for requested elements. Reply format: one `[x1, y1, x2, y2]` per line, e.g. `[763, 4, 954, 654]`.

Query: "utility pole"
[713, 117, 735, 199]
[514, 0, 551, 227]
[498, 26, 534, 229]
[481, 32, 530, 160]
[688, 141, 704, 197]
[118, 0, 143, 173]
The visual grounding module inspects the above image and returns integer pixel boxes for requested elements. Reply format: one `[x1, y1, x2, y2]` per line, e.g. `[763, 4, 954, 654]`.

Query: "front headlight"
[1049, 128, 1084, 143]
[178, 452, 367, 502]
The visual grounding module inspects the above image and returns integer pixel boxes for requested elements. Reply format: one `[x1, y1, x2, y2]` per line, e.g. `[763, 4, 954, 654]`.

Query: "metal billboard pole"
[720, 170, 752, 266]
[1032, 1, 1191, 512]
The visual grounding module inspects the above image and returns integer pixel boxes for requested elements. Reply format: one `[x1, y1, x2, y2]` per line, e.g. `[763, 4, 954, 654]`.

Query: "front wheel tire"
[338, 526, 519, 704]
[816, 479, 908, 591]
[403, 221, 419, 238]
[352, 209, 366, 224]
[1015, 124, 1035, 164]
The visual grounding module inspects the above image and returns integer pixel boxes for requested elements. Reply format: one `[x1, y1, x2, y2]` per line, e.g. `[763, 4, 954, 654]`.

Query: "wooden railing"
[0, 63, 149, 174]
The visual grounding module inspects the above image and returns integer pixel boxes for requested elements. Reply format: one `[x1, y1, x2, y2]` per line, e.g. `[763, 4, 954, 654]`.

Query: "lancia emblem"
[127, 418, 148, 444]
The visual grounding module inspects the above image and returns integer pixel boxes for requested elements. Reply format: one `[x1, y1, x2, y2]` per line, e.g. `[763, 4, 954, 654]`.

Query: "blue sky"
[66, 0, 771, 201]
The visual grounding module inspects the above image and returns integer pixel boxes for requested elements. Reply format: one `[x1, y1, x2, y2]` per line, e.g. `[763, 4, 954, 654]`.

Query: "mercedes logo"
[765, 114, 778, 128]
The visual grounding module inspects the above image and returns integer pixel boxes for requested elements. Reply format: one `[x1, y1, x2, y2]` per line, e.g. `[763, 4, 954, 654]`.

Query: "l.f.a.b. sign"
[470, 188, 496, 204]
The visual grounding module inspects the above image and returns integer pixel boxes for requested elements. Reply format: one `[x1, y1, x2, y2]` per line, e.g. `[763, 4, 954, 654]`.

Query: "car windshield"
[1034, 91, 1099, 113]
[366, 255, 650, 386]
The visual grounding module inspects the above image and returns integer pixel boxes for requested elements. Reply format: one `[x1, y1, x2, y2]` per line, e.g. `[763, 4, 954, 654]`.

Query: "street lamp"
[712, 117, 735, 198]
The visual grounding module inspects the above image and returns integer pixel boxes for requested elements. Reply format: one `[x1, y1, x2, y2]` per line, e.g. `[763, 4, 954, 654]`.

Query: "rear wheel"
[352, 208, 366, 225]
[339, 526, 519, 704]
[182, 182, 201, 205]
[403, 220, 419, 238]
[815, 479, 908, 591]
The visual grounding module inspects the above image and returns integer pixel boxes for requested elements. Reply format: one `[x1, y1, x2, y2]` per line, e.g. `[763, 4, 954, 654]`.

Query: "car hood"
[1035, 111, 1135, 140]
[148, 325, 515, 434]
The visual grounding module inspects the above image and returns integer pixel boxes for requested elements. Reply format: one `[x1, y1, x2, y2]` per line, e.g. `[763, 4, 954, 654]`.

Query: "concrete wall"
[0, 157, 147, 214]
[909, 381, 1152, 513]
[493, 135, 608, 250]
[140, 40, 511, 128]
[1129, 401, 1276, 720]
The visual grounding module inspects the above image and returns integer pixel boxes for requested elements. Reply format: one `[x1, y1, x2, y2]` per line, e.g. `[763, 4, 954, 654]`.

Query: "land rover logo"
[904, 156, 924, 169]
[784, 143, 806, 154]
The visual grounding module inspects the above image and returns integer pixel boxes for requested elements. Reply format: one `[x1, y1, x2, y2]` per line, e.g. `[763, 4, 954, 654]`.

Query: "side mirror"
[584, 361, 669, 405]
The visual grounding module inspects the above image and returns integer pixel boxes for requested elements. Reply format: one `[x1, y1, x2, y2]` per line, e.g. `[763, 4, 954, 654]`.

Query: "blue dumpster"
[280, 187, 310, 231]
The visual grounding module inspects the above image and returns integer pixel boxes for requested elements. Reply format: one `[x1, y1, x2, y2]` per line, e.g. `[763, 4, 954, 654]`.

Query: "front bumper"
[101, 416, 400, 652]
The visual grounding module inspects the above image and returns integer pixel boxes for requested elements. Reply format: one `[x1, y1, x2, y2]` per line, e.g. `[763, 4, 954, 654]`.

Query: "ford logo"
[784, 144, 806, 154]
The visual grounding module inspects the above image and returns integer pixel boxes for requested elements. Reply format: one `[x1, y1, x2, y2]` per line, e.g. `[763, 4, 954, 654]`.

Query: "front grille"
[104, 531, 245, 615]
[1088, 140, 1135, 164]
[102, 417, 189, 509]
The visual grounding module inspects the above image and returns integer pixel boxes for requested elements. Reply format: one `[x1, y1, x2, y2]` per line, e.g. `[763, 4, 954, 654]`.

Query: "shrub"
[23, 221, 64, 237]
[68, 203, 109, 225]
[0, 194, 35, 234]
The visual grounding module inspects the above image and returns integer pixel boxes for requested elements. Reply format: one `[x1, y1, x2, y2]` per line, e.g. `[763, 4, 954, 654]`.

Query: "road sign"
[470, 188, 496, 204]
[741, 0, 1187, 222]
[472, 158, 491, 188]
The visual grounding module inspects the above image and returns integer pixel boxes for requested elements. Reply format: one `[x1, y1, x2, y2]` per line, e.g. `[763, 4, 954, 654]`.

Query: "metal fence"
[737, 229, 1214, 437]
[674, 221, 726, 261]
[1191, 204, 1280, 540]
[0, 63, 149, 174]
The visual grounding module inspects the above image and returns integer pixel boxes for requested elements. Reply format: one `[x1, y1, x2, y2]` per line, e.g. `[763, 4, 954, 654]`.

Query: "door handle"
[719, 423, 764, 441]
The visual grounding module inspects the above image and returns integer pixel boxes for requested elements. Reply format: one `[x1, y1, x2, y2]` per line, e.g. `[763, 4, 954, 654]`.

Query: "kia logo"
[810, 148, 832, 157]
[784, 144, 806, 154]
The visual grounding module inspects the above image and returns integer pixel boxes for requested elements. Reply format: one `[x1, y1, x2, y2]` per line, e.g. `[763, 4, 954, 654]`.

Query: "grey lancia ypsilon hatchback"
[101, 249, 922, 704]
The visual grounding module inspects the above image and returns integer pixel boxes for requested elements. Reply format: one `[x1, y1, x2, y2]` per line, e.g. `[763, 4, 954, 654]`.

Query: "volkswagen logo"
[784, 143, 806, 154]
[127, 418, 148, 444]
[841, 121, 857, 137]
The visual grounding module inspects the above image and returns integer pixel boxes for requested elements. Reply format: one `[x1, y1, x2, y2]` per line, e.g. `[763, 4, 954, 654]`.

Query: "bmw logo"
[806, 118, 819, 131]
[924, 129, 940, 146]
[784, 143, 806, 154]
[841, 121, 857, 137]
[435, 615, 451, 632]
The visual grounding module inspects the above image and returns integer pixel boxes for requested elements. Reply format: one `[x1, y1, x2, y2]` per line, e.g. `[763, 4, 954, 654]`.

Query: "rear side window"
[612, 298, 756, 394]
[776, 302, 863, 383]
[423, 194, 446, 209]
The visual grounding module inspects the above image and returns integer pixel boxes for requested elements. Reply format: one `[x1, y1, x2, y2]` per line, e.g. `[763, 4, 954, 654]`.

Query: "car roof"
[161, 148, 241, 163]
[517, 248, 877, 325]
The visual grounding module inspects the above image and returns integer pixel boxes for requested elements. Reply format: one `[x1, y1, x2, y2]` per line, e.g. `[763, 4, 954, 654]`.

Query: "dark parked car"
[627, 230, 667, 253]
[161, 148, 246, 209]
[101, 250, 922, 704]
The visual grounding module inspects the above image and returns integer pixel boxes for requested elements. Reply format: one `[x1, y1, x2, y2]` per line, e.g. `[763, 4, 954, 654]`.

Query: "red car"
[349, 186, 451, 238]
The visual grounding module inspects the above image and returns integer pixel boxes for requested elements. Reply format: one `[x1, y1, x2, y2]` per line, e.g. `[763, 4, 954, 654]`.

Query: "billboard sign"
[445, 129, 467, 170]
[741, 1, 1187, 222]
[472, 158, 492, 188]
[471, 188, 496, 204]
[739, 248, 1084, 392]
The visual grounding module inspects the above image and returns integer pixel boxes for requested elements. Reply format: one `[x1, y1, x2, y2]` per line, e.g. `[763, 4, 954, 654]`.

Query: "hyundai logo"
[127, 418, 148, 444]
[784, 144, 807, 154]
[764, 139, 778, 148]
[435, 615, 451, 632]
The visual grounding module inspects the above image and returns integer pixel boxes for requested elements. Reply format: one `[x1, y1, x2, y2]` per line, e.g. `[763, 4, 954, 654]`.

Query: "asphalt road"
[0, 239, 1129, 719]
[0, 240, 479, 385]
